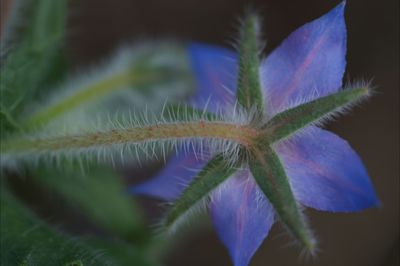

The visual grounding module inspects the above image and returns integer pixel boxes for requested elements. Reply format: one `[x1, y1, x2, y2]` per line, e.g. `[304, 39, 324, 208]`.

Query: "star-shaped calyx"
[131, 3, 379, 266]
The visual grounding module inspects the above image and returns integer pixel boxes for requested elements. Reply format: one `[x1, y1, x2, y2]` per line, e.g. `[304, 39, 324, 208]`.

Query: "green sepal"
[249, 145, 316, 251]
[265, 87, 370, 143]
[164, 154, 237, 231]
[236, 12, 264, 111]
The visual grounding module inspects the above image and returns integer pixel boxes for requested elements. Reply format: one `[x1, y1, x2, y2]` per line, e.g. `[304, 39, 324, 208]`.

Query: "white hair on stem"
[1, 102, 260, 170]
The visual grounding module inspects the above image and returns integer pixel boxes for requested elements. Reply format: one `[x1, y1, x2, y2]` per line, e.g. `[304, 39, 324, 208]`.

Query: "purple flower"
[131, 2, 378, 265]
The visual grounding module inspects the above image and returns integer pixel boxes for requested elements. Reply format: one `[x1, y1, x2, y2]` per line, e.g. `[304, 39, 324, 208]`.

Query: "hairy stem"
[2, 121, 259, 157]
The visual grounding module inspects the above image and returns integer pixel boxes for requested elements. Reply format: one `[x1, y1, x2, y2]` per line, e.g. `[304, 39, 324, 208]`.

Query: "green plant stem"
[2, 121, 259, 157]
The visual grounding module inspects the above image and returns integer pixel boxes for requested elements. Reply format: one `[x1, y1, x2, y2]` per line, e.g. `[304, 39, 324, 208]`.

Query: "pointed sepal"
[249, 145, 316, 251]
[265, 86, 370, 143]
[236, 12, 264, 111]
[164, 154, 237, 232]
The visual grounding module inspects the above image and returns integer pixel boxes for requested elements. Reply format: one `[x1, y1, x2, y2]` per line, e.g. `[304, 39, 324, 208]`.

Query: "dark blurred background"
[1, 0, 399, 265]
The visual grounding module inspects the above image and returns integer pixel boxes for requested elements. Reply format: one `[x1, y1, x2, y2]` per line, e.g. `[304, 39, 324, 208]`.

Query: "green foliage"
[0, 1, 192, 265]
[36, 165, 147, 243]
[22, 43, 192, 129]
[0, 189, 155, 266]
[0, 0, 67, 133]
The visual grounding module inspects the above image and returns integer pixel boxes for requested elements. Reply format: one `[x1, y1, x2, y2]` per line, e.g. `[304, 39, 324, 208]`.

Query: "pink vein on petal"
[280, 32, 327, 104]
[278, 143, 369, 197]
[235, 179, 250, 255]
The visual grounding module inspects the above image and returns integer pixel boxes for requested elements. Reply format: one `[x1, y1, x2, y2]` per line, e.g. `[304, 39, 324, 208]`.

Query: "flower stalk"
[2, 120, 259, 158]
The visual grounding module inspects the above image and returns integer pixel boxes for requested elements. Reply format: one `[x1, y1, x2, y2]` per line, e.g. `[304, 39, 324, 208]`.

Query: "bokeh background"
[1, 0, 399, 266]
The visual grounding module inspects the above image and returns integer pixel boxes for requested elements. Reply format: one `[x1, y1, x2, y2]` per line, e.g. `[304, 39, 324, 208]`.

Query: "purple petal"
[129, 151, 209, 201]
[275, 127, 379, 212]
[210, 170, 275, 266]
[261, 2, 347, 115]
[188, 43, 238, 112]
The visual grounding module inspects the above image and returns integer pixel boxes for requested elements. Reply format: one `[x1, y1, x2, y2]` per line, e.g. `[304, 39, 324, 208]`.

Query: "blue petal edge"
[260, 2, 347, 115]
[188, 42, 238, 113]
[210, 170, 275, 266]
[129, 151, 209, 201]
[276, 126, 380, 212]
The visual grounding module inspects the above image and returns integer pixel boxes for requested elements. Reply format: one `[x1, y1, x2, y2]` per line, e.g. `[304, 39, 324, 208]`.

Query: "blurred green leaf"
[36, 165, 148, 245]
[1, 188, 114, 266]
[1, 187, 159, 265]
[0, 0, 67, 132]
[22, 43, 192, 130]
[86, 238, 161, 266]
